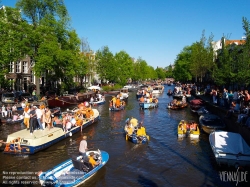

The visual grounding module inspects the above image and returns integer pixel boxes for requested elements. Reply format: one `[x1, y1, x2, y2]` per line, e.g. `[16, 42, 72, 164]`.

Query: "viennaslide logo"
[219, 168, 248, 186]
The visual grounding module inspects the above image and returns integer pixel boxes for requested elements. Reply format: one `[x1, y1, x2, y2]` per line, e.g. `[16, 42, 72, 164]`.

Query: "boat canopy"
[211, 131, 250, 155]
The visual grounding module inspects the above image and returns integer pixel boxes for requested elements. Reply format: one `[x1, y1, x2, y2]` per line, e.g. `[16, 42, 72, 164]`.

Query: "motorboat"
[209, 131, 250, 168]
[189, 99, 205, 112]
[151, 85, 164, 94]
[109, 105, 125, 111]
[196, 107, 210, 116]
[177, 120, 200, 139]
[199, 114, 226, 134]
[3, 109, 100, 155]
[139, 102, 158, 109]
[167, 102, 188, 110]
[38, 150, 109, 187]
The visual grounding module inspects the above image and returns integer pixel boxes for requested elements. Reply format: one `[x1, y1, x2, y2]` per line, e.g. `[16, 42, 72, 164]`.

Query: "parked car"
[17, 92, 34, 102]
[1, 92, 15, 104]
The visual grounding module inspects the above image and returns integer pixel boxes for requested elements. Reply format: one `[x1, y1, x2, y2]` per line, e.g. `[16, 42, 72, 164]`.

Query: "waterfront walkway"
[195, 94, 250, 146]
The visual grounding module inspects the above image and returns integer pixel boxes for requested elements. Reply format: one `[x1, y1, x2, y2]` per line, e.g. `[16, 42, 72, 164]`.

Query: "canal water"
[0, 86, 245, 187]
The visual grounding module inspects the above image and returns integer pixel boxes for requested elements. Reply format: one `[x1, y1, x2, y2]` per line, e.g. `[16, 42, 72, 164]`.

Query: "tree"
[16, 0, 80, 95]
[155, 67, 166, 80]
[96, 46, 116, 83]
[172, 46, 192, 82]
[0, 6, 31, 89]
[241, 17, 250, 86]
[114, 51, 134, 85]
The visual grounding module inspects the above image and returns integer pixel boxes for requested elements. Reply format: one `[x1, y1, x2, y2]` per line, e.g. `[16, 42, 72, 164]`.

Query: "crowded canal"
[0, 85, 243, 187]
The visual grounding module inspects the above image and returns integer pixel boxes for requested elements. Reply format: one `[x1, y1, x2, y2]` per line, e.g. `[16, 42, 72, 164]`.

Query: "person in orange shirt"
[88, 152, 100, 168]
[139, 97, 145, 103]
[116, 97, 121, 108]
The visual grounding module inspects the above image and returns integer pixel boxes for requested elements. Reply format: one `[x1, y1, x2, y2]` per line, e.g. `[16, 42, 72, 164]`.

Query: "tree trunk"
[35, 76, 40, 98]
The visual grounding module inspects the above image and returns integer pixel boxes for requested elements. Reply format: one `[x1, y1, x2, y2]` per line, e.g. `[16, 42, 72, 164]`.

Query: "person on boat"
[111, 96, 116, 108]
[79, 135, 88, 157]
[70, 115, 77, 127]
[137, 122, 147, 140]
[40, 105, 46, 130]
[6, 104, 12, 118]
[12, 112, 19, 121]
[84, 101, 90, 107]
[65, 120, 72, 132]
[115, 97, 121, 108]
[12, 104, 17, 112]
[126, 124, 134, 136]
[29, 106, 37, 135]
[153, 97, 159, 104]
[1, 105, 6, 118]
[121, 100, 126, 107]
[36, 105, 44, 130]
[21, 101, 26, 109]
[88, 152, 100, 168]
[179, 120, 186, 130]
[44, 106, 52, 130]
[23, 106, 30, 130]
[130, 117, 138, 128]
[190, 122, 197, 131]
[90, 96, 94, 104]
[62, 114, 67, 131]
[139, 96, 145, 103]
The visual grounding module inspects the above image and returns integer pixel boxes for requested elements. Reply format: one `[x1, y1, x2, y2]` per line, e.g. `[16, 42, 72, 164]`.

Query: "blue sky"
[1, 0, 250, 68]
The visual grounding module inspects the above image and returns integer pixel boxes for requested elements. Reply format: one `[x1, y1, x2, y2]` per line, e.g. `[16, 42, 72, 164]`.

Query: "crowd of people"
[197, 84, 250, 128]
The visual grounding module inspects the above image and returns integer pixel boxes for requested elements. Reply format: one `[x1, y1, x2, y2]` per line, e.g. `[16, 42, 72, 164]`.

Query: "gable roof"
[225, 40, 246, 46]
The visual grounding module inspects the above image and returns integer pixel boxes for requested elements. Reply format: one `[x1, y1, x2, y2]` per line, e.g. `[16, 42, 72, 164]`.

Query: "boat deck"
[7, 127, 63, 141]
[57, 168, 85, 184]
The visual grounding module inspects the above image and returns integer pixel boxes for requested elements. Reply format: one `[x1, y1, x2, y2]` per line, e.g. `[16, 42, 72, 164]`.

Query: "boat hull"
[48, 93, 96, 108]
[199, 114, 225, 134]
[126, 134, 148, 144]
[167, 103, 188, 110]
[139, 102, 158, 109]
[90, 100, 105, 106]
[3, 109, 100, 155]
[109, 105, 125, 111]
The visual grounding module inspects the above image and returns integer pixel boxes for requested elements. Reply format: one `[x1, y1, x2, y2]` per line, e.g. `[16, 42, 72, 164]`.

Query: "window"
[16, 61, 21, 73]
[23, 61, 28, 73]
[30, 71, 34, 83]
[9, 62, 14, 73]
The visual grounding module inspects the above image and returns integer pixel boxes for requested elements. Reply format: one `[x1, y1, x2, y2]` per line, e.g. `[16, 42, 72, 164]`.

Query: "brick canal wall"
[195, 95, 250, 146]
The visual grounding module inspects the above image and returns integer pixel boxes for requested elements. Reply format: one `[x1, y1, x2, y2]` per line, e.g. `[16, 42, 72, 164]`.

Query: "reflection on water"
[0, 86, 245, 186]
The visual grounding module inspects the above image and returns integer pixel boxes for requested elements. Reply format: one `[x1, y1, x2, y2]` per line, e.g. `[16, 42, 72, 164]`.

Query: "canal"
[0, 85, 244, 186]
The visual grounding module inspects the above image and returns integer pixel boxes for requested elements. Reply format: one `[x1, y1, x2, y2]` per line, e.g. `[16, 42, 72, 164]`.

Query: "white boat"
[209, 131, 250, 168]
[119, 88, 129, 100]
[139, 102, 158, 109]
[151, 85, 164, 94]
[89, 98, 105, 106]
[39, 150, 109, 187]
[3, 109, 100, 155]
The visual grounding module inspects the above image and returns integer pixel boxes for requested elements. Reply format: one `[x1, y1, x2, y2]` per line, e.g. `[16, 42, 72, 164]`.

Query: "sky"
[1, 0, 250, 68]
